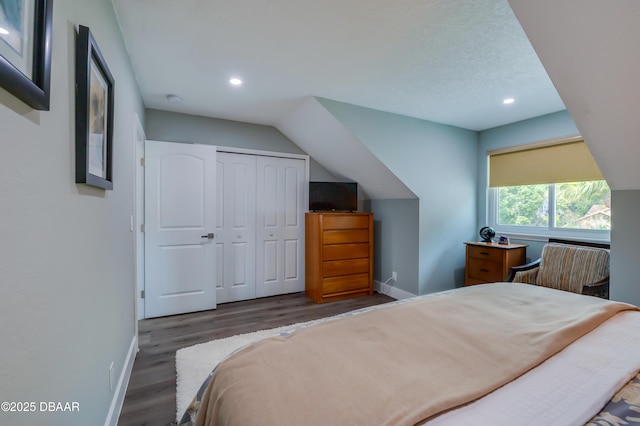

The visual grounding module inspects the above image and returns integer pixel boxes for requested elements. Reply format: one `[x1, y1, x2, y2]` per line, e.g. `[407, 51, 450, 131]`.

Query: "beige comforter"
[195, 283, 637, 426]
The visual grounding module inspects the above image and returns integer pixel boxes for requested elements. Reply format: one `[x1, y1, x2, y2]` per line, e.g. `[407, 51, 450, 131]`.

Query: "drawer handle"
[480, 268, 490, 273]
[479, 252, 490, 256]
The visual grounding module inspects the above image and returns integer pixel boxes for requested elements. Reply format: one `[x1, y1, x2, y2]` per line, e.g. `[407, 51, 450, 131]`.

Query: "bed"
[179, 283, 640, 425]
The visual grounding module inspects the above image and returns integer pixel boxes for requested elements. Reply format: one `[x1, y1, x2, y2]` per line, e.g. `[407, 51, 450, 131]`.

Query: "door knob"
[201, 233, 215, 240]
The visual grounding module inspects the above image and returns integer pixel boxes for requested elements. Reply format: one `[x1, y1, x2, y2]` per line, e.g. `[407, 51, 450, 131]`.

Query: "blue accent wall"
[319, 99, 477, 294]
[610, 190, 640, 306]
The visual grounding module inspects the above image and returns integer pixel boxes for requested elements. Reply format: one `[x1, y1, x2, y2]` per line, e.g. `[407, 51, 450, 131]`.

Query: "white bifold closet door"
[215, 152, 257, 303]
[255, 155, 306, 298]
[216, 152, 305, 303]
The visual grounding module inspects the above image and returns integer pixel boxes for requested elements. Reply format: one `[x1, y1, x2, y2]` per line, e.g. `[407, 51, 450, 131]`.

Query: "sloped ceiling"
[276, 97, 416, 200]
[508, 0, 640, 191]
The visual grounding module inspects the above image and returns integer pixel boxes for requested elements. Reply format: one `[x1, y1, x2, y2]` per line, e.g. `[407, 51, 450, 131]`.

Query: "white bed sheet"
[426, 310, 640, 425]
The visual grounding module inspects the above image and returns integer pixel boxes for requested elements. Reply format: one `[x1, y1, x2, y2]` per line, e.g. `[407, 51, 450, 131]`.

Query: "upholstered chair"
[506, 243, 610, 299]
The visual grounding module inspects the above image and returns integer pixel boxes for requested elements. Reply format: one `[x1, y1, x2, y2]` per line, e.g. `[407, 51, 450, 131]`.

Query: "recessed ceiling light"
[229, 78, 243, 86]
[166, 94, 182, 103]
[0, 27, 9, 35]
[503, 98, 515, 105]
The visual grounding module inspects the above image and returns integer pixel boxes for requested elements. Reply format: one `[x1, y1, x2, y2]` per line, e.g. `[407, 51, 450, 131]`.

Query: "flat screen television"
[309, 182, 358, 212]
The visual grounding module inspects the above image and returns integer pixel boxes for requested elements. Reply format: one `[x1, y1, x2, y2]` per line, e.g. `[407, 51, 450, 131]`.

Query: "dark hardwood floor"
[117, 291, 395, 426]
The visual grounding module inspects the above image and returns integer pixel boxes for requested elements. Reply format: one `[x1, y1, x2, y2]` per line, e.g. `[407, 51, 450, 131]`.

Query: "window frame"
[487, 184, 610, 243]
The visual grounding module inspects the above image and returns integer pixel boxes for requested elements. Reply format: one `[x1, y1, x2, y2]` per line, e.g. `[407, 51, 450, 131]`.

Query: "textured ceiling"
[112, 0, 566, 131]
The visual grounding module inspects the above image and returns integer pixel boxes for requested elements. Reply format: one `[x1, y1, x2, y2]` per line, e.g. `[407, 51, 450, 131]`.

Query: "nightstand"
[464, 242, 527, 285]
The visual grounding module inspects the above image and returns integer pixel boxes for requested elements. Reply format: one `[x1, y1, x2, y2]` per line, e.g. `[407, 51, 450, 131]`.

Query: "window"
[491, 181, 610, 237]
[488, 137, 610, 241]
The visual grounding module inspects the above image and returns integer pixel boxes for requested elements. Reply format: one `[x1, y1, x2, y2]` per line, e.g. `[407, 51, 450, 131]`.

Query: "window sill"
[493, 230, 610, 245]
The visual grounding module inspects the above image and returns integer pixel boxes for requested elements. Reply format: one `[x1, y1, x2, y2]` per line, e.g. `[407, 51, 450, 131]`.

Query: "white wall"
[0, 0, 143, 424]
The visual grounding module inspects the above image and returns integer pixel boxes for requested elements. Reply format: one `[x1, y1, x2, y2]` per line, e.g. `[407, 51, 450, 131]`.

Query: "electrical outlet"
[109, 362, 114, 391]
[392, 271, 397, 281]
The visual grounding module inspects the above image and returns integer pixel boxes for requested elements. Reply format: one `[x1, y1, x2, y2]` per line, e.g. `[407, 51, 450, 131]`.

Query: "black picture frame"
[0, 0, 53, 110]
[75, 25, 114, 190]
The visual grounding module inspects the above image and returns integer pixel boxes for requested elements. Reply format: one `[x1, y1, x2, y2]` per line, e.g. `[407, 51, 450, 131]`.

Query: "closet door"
[256, 156, 306, 297]
[215, 152, 257, 303]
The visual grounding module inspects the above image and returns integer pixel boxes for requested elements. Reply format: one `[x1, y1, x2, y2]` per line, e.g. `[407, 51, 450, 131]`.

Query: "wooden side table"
[465, 242, 527, 285]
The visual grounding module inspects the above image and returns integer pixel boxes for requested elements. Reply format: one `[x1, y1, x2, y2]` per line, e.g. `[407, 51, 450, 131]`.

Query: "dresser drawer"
[322, 273, 370, 295]
[323, 229, 370, 244]
[323, 215, 370, 230]
[323, 243, 369, 261]
[323, 258, 369, 278]
[466, 258, 504, 282]
[467, 245, 503, 262]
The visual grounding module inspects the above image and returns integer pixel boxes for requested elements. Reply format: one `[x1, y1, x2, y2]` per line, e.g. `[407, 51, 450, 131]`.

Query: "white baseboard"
[104, 335, 138, 426]
[374, 280, 416, 300]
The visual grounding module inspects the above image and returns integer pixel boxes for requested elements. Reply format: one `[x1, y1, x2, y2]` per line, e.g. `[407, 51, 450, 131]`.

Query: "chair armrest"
[582, 277, 610, 299]
[505, 259, 541, 282]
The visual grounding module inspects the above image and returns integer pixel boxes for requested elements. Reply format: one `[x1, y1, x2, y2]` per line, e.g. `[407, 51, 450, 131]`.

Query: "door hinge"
[140, 224, 145, 232]
[140, 158, 145, 167]
[140, 290, 145, 299]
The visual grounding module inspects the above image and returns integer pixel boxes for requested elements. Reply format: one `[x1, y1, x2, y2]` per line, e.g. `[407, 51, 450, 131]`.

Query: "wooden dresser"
[305, 212, 374, 303]
[465, 242, 527, 285]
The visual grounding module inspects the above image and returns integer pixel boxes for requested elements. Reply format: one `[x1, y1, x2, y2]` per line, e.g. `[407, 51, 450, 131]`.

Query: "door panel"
[232, 242, 247, 284]
[284, 239, 299, 280]
[144, 140, 217, 318]
[263, 240, 278, 283]
[256, 156, 306, 297]
[215, 153, 257, 303]
[285, 166, 300, 227]
[262, 164, 278, 227]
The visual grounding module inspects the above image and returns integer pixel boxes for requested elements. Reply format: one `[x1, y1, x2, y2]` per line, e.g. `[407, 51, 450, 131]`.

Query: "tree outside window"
[496, 180, 610, 231]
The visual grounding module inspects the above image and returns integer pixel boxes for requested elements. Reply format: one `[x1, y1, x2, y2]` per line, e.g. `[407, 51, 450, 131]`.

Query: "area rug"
[175, 317, 339, 420]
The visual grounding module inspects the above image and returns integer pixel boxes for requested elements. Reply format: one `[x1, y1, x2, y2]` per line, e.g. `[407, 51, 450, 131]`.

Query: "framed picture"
[0, 0, 52, 110]
[498, 235, 510, 245]
[75, 25, 114, 190]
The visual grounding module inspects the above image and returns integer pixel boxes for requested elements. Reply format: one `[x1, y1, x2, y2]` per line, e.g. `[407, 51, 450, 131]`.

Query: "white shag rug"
[175, 318, 336, 421]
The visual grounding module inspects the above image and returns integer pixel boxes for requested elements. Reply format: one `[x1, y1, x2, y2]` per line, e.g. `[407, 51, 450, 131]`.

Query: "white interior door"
[256, 156, 306, 297]
[216, 152, 257, 303]
[144, 140, 217, 318]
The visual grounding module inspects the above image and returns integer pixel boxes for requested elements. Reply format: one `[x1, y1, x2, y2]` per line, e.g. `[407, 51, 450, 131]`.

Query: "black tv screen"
[309, 182, 357, 212]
